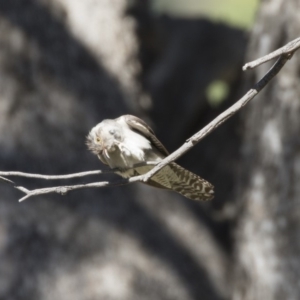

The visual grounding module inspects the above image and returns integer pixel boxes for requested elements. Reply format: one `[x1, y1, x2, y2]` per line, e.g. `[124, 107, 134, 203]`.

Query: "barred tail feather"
[168, 163, 214, 201]
[141, 162, 214, 201]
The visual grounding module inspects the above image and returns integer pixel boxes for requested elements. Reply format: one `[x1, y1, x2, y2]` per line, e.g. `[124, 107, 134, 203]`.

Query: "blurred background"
[1, 0, 300, 299]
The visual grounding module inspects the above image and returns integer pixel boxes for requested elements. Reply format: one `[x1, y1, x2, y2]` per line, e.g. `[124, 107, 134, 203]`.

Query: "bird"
[86, 115, 214, 201]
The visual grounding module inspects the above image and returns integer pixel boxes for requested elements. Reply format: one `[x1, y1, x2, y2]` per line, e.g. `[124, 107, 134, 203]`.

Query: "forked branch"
[0, 38, 299, 202]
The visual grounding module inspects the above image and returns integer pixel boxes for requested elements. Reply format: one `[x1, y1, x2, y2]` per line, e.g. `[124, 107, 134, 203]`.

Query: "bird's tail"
[144, 162, 214, 201]
[168, 163, 214, 201]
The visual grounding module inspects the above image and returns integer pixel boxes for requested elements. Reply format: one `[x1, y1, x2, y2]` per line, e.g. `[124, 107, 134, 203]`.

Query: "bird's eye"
[95, 137, 101, 144]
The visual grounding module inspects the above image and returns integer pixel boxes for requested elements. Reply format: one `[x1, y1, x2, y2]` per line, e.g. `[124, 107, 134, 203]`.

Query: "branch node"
[188, 138, 197, 146]
[58, 187, 68, 195]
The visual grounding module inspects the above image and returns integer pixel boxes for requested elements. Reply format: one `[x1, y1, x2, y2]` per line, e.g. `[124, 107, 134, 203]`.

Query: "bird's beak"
[104, 148, 110, 159]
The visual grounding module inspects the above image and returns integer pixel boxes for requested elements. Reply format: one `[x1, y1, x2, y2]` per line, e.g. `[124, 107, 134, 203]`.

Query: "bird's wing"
[123, 115, 169, 156]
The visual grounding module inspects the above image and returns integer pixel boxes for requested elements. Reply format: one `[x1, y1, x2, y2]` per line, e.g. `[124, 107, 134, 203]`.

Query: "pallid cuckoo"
[87, 115, 214, 201]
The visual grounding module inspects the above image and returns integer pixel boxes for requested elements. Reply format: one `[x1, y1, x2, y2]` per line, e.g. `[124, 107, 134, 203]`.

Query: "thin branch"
[243, 37, 300, 70]
[0, 163, 157, 202]
[17, 182, 110, 202]
[17, 175, 146, 202]
[141, 54, 291, 183]
[0, 170, 108, 180]
[0, 176, 15, 185]
[0, 161, 157, 181]
[0, 39, 298, 202]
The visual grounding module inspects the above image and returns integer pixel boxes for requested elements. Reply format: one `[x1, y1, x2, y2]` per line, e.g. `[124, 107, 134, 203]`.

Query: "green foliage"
[206, 80, 229, 107]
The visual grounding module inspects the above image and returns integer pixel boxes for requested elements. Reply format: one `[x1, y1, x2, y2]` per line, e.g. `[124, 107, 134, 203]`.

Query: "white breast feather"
[121, 127, 151, 162]
[109, 117, 162, 169]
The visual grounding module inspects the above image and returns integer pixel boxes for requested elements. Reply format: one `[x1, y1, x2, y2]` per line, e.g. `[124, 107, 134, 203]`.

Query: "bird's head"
[86, 120, 123, 155]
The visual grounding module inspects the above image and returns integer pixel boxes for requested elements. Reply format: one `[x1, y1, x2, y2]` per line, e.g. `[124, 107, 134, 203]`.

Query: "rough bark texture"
[0, 0, 246, 299]
[234, 1, 300, 299]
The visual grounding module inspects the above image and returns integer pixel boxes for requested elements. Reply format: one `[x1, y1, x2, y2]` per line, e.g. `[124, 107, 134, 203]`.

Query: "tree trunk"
[234, 1, 300, 299]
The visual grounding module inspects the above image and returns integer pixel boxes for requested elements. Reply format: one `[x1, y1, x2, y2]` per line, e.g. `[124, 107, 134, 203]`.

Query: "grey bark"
[0, 0, 246, 299]
[234, 1, 300, 299]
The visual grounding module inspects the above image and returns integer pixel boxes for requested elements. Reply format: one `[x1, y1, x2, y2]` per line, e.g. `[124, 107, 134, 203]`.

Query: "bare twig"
[0, 39, 298, 202]
[0, 162, 157, 202]
[0, 176, 15, 185]
[17, 182, 110, 202]
[0, 161, 157, 181]
[141, 54, 291, 183]
[0, 170, 108, 180]
[17, 175, 146, 202]
[243, 37, 300, 70]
